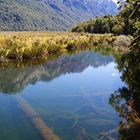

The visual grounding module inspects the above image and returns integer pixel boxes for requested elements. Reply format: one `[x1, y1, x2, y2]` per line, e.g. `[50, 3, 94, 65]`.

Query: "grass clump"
[0, 32, 131, 61]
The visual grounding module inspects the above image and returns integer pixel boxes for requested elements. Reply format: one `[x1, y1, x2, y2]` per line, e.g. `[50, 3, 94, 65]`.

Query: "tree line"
[72, 0, 140, 37]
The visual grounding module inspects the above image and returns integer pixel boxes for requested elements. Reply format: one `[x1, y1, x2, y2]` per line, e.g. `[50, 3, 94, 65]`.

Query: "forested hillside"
[72, 0, 140, 36]
[0, 0, 117, 31]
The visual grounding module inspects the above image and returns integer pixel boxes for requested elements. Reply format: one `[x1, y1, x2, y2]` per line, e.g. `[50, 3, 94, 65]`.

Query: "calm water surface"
[0, 51, 127, 140]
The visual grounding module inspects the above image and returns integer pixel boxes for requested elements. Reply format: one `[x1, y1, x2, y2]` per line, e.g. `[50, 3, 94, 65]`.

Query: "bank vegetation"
[0, 32, 132, 61]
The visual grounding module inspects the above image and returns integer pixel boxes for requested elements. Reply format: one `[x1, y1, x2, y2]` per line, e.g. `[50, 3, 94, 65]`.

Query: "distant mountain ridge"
[0, 0, 118, 31]
[62, 0, 117, 17]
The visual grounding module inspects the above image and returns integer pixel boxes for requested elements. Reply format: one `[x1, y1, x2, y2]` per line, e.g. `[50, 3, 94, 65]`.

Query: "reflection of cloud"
[112, 73, 117, 77]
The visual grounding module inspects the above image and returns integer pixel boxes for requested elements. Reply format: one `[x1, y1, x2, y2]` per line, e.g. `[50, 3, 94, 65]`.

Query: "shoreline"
[0, 32, 132, 61]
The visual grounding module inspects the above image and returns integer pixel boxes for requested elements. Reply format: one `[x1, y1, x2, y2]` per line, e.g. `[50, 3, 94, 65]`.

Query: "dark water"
[0, 50, 139, 140]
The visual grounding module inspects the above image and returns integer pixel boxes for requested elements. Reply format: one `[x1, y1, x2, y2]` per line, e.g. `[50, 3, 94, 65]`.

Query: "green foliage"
[72, 15, 126, 35]
[108, 2, 140, 137]
[117, 0, 140, 37]
[72, 0, 140, 37]
[112, 23, 124, 35]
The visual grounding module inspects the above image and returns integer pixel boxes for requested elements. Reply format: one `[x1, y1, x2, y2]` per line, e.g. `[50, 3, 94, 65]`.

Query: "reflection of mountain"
[0, 51, 113, 94]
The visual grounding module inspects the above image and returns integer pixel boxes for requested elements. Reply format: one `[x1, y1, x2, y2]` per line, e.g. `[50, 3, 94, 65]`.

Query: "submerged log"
[15, 96, 60, 140]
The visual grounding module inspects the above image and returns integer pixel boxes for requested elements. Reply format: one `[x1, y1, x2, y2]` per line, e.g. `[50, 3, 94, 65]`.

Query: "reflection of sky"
[22, 61, 126, 98]
[21, 61, 123, 140]
[0, 51, 128, 140]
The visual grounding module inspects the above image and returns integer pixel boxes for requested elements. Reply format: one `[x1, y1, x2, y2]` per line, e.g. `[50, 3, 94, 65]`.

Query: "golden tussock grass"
[0, 32, 123, 60]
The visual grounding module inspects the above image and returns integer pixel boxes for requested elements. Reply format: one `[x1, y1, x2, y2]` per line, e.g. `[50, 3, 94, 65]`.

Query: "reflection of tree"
[109, 37, 140, 139]
[0, 51, 113, 94]
[109, 89, 140, 139]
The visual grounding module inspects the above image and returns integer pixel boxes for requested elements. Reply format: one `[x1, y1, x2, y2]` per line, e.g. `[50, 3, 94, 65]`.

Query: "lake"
[0, 50, 136, 140]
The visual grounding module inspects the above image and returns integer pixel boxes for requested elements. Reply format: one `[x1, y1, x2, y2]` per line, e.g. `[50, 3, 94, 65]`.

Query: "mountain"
[62, 0, 117, 17]
[0, 0, 118, 31]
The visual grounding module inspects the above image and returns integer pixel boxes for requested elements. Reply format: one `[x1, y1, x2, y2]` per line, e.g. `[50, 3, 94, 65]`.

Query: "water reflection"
[0, 50, 134, 140]
[0, 51, 113, 94]
[109, 39, 140, 139]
